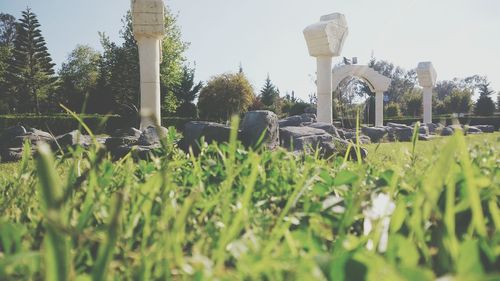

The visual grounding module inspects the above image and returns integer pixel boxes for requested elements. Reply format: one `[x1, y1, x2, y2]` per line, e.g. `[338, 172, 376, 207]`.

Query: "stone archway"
[332, 65, 391, 126]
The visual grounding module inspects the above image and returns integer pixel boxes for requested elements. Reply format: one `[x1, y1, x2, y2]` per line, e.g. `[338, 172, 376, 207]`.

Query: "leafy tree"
[386, 102, 400, 117]
[260, 75, 279, 106]
[0, 13, 16, 47]
[198, 72, 254, 120]
[172, 66, 202, 118]
[474, 83, 495, 116]
[402, 89, 423, 117]
[443, 89, 472, 114]
[363, 95, 375, 124]
[369, 58, 417, 103]
[7, 8, 57, 114]
[58, 45, 100, 112]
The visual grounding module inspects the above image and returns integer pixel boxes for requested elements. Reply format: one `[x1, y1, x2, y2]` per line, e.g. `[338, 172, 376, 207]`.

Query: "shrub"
[444, 89, 472, 114]
[198, 73, 254, 121]
[386, 102, 400, 117]
[474, 84, 496, 116]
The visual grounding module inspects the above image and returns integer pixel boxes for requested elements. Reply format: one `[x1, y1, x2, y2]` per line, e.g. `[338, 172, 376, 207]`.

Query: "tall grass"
[0, 121, 498, 280]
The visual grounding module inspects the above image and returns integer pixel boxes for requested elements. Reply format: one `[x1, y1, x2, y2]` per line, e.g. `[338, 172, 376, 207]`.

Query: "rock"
[425, 123, 439, 134]
[387, 124, 413, 142]
[361, 126, 387, 142]
[1, 126, 53, 147]
[418, 134, 432, 141]
[110, 144, 161, 160]
[278, 116, 303, 127]
[182, 121, 232, 150]
[475, 125, 495, 133]
[112, 127, 142, 138]
[336, 129, 346, 139]
[0, 147, 25, 162]
[344, 131, 372, 144]
[240, 110, 279, 149]
[418, 125, 429, 136]
[300, 113, 317, 123]
[279, 126, 333, 152]
[308, 122, 341, 138]
[138, 126, 169, 146]
[466, 126, 482, 134]
[332, 137, 368, 160]
[55, 130, 92, 148]
[441, 127, 454, 136]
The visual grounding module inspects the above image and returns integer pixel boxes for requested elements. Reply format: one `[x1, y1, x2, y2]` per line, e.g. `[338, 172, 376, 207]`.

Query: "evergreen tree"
[8, 8, 57, 114]
[260, 75, 279, 106]
[173, 66, 203, 117]
[474, 83, 495, 116]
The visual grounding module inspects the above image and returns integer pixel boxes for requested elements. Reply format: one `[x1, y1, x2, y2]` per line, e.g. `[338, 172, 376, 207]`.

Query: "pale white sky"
[2, 0, 499, 101]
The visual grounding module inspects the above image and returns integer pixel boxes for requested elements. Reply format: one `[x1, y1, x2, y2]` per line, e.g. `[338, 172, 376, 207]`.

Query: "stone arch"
[332, 65, 391, 126]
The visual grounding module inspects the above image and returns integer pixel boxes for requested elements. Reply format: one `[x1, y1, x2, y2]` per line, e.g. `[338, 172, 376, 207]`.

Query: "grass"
[0, 129, 499, 281]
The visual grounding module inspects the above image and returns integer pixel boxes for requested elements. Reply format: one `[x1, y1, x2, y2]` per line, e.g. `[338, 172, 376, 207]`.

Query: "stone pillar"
[132, 0, 165, 129]
[422, 88, 433, 124]
[375, 91, 384, 127]
[304, 13, 348, 124]
[416, 62, 437, 124]
[316, 57, 333, 123]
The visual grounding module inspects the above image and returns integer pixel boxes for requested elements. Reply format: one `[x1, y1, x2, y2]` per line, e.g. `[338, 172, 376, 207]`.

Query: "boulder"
[0, 147, 25, 162]
[279, 126, 333, 152]
[278, 116, 303, 127]
[425, 123, 439, 134]
[55, 130, 92, 148]
[418, 134, 432, 141]
[0, 126, 53, 147]
[441, 127, 454, 136]
[110, 144, 161, 160]
[300, 113, 317, 123]
[112, 127, 142, 138]
[387, 124, 414, 142]
[240, 110, 279, 149]
[475, 125, 495, 133]
[344, 131, 372, 144]
[361, 126, 387, 142]
[466, 126, 482, 134]
[105, 127, 142, 149]
[418, 125, 429, 136]
[332, 137, 368, 160]
[182, 121, 232, 150]
[138, 126, 169, 146]
[307, 122, 341, 138]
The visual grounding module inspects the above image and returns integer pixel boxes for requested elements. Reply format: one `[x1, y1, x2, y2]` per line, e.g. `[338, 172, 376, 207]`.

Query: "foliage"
[402, 89, 423, 117]
[7, 8, 57, 114]
[58, 45, 101, 112]
[386, 102, 401, 117]
[444, 89, 472, 114]
[369, 58, 417, 103]
[0, 121, 499, 280]
[172, 66, 203, 118]
[260, 75, 280, 107]
[0, 13, 16, 47]
[198, 73, 255, 120]
[474, 83, 496, 116]
[363, 95, 375, 124]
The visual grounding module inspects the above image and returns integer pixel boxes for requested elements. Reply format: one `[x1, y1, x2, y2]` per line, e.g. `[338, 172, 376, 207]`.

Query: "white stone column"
[137, 37, 162, 128]
[316, 57, 333, 123]
[416, 62, 437, 125]
[375, 91, 384, 127]
[132, 0, 165, 129]
[304, 13, 348, 124]
[422, 88, 433, 124]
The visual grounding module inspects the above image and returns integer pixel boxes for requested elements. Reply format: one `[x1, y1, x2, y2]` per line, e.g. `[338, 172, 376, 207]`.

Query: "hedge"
[0, 115, 195, 135]
[336, 115, 500, 129]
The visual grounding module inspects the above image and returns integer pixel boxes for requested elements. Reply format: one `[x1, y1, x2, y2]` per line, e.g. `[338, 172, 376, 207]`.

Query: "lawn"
[0, 131, 499, 280]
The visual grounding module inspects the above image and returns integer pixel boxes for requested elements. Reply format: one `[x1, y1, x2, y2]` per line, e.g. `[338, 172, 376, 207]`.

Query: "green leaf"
[333, 170, 359, 186]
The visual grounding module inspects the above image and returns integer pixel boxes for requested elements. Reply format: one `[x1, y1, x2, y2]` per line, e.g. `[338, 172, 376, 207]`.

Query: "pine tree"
[8, 8, 57, 114]
[474, 83, 495, 116]
[260, 75, 279, 106]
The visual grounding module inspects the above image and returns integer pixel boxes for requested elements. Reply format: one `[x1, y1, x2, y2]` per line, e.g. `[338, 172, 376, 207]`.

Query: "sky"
[1, 0, 499, 101]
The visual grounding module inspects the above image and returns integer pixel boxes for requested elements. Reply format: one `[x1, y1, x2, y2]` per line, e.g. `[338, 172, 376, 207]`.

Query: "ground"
[0, 132, 498, 280]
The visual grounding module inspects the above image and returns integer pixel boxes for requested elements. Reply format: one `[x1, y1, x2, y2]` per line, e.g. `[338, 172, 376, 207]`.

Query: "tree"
[444, 89, 472, 114]
[7, 8, 57, 114]
[198, 73, 254, 120]
[402, 89, 423, 117]
[58, 45, 101, 112]
[386, 102, 400, 117]
[0, 13, 16, 47]
[172, 66, 202, 117]
[260, 75, 279, 106]
[369, 58, 417, 103]
[474, 83, 495, 116]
